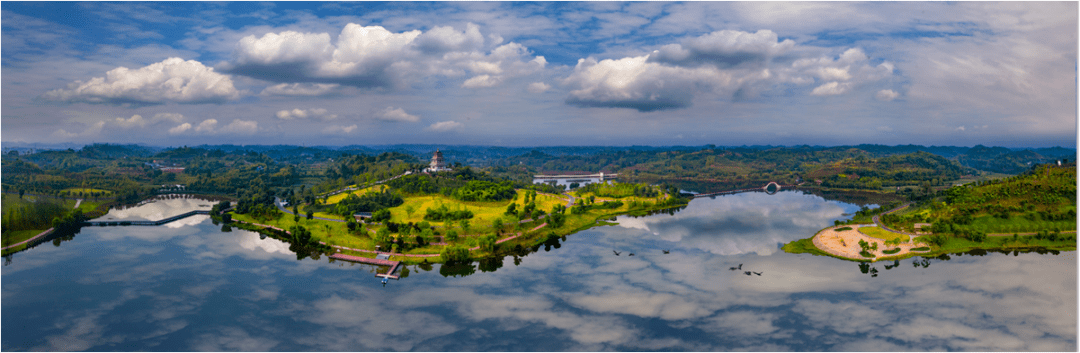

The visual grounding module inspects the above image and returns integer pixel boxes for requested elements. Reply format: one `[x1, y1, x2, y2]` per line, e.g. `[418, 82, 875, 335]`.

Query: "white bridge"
[532, 172, 618, 180]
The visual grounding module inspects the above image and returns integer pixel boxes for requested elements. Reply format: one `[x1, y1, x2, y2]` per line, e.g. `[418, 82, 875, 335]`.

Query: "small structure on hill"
[425, 149, 452, 173]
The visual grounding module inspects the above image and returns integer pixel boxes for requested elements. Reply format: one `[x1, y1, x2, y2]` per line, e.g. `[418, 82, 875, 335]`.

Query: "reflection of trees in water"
[426, 233, 567, 278]
[623, 206, 687, 218]
[802, 188, 903, 206]
[852, 248, 1066, 275]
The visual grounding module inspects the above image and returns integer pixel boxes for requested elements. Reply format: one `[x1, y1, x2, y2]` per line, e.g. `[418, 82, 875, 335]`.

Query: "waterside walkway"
[329, 253, 403, 279]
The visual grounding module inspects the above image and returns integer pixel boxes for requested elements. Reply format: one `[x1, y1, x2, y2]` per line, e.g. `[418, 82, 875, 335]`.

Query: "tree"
[446, 229, 459, 243]
[492, 216, 505, 233]
[375, 227, 391, 246]
[405, 204, 416, 218]
[968, 231, 986, 243]
[479, 234, 496, 252]
[440, 245, 470, 262]
[421, 228, 434, 244]
[459, 219, 470, 234]
[306, 210, 314, 220]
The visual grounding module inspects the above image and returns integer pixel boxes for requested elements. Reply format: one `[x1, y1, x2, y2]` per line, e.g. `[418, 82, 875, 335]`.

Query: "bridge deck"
[693, 182, 799, 198]
[84, 210, 210, 226]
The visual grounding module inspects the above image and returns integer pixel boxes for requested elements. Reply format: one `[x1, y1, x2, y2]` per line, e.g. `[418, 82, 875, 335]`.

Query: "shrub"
[910, 246, 931, 251]
[835, 226, 853, 232]
[882, 248, 901, 255]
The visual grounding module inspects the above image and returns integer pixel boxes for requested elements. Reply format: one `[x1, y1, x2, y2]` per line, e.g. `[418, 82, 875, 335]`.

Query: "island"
[218, 150, 690, 264]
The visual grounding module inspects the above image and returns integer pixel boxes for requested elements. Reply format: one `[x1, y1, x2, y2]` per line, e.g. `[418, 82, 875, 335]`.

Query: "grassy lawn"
[859, 225, 908, 243]
[60, 187, 114, 197]
[231, 212, 375, 250]
[325, 185, 388, 205]
[386, 190, 569, 229]
[1, 229, 46, 250]
[387, 194, 512, 227]
[295, 204, 344, 221]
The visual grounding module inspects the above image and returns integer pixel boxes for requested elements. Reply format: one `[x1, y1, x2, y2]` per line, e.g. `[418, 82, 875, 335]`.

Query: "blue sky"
[2, 2, 1076, 147]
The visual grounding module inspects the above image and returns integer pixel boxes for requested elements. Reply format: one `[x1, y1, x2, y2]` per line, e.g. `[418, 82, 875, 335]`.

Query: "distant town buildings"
[425, 149, 452, 173]
[146, 160, 185, 173]
[532, 171, 618, 188]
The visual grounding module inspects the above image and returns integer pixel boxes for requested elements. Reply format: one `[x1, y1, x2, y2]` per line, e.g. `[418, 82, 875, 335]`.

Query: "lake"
[2, 191, 1075, 351]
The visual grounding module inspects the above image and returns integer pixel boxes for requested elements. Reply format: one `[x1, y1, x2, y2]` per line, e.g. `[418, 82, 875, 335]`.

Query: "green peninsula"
[785, 163, 1077, 261]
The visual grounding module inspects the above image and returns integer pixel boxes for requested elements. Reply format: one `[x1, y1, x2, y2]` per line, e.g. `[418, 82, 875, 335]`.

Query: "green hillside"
[883, 164, 1076, 236]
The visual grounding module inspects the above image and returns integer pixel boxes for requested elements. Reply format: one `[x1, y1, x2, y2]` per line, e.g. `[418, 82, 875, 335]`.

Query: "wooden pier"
[329, 253, 402, 280]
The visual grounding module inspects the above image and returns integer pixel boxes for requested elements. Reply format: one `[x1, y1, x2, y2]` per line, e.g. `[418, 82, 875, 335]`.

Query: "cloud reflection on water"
[1, 196, 1075, 351]
[613, 191, 855, 256]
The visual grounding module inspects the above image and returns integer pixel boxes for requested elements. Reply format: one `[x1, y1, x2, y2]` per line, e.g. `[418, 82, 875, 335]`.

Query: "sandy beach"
[812, 224, 929, 261]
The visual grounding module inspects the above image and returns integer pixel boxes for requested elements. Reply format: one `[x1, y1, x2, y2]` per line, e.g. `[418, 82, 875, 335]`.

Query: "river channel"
[2, 191, 1075, 351]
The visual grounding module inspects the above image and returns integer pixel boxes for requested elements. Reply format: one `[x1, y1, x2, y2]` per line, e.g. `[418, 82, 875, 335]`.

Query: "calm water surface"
[2, 191, 1075, 351]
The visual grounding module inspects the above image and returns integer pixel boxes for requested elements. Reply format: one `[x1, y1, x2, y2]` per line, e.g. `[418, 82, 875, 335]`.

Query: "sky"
[1, 1, 1076, 148]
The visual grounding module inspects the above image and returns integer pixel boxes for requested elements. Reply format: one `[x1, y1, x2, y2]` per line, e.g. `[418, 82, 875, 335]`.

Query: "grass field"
[859, 225, 908, 243]
[1, 229, 45, 251]
[231, 212, 375, 250]
[385, 190, 568, 229]
[60, 187, 114, 197]
[325, 185, 388, 205]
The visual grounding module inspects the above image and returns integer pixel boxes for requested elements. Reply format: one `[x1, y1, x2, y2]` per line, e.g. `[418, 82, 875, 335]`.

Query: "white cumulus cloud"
[876, 89, 899, 101]
[275, 108, 336, 121]
[426, 120, 463, 132]
[168, 123, 192, 134]
[528, 82, 552, 94]
[462, 75, 500, 88]
[375, 107, 419, 122]
[114, 114, 147, 128]
[221, 23, 545, 89]
[220, 119, 258, 134]
[810, 81, 852, 96]
[195, 119, 218, 133]
[41, 57, 242, 105]
[260, 83, 340, 96]
[563, 30, 895, 111]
